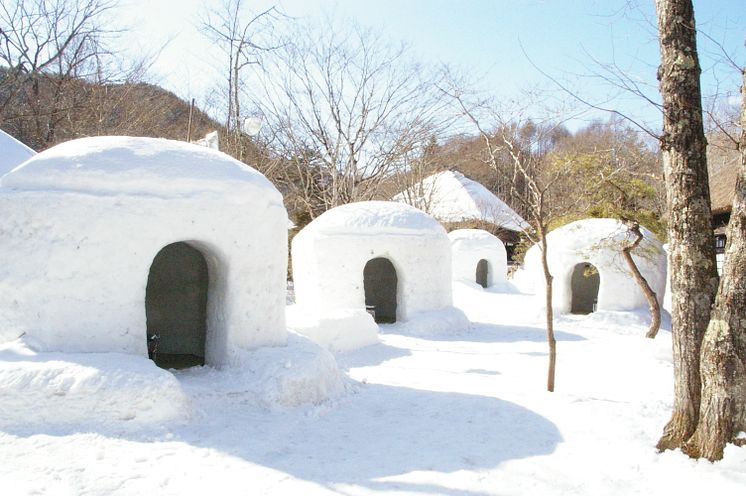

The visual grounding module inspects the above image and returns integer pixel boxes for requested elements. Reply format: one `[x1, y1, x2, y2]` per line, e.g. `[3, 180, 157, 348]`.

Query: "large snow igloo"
[0, 136, 288, 367]
[448, 229, 508, 288]
[523, 218, 667, 314]
[289, 201, 468, 352]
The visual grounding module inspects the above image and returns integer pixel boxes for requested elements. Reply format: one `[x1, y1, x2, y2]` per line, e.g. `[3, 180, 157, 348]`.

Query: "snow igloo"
[289, 201, 468, 352]
[0, 136, 288, 368]
[448, 229, 508, 288]
[0, 128, 35, 175]
[523, 218, 667, 314]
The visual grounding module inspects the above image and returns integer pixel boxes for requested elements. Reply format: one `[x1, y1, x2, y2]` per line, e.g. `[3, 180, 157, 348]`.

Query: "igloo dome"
[523, 218, 667, 314]
[448, 229, 508, 288]
[289, 201, 468, 351]
[0, 136, 289, 367]
[0, 128, 35, 176]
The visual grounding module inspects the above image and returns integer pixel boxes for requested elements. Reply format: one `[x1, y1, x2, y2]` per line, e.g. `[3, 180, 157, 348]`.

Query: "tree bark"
[620, 220, 661, 339]
[538, 223, 557, 392]
[654, 0, 719, 451]
[682, 69, 746, 461]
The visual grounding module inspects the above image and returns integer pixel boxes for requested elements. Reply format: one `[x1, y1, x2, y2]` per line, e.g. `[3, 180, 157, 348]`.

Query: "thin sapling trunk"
[620, 219, 662, 339]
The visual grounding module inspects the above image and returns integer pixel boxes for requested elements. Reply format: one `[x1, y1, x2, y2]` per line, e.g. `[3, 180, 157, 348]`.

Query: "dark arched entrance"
[146, 242, 208, 369]
[476, 259, 489, 288]
[570, 262, 600, 314]
[364, 257, 397, 323]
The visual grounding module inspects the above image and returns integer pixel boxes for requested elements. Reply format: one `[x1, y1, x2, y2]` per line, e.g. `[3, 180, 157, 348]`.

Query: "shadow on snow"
[4, 378, 561, 494]
[409, 322, 586, 344]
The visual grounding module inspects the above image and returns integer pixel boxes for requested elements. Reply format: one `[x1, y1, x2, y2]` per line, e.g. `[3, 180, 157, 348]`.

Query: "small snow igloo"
[0, 136, 288, 367]
[290, 201, 467, 351]
[523, 218, 667, 314]
[0, 128, 35, 176]
[448, 229, 508, 288]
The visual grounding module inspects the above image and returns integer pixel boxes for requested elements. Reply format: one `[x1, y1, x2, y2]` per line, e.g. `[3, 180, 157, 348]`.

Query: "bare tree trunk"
[654, 0, 719, 451]
[538, 223, 557, 392]
[682, 69, 746, 461]
[620, 220, 661, 339]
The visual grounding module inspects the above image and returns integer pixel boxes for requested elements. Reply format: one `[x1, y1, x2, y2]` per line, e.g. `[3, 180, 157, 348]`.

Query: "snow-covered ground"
[2, 285, 745, 495]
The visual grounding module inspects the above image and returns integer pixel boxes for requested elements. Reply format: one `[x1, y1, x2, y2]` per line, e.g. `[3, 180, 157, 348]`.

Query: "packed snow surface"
[2, 285, 744, 495]
[521, 218, 667, 313]
[0, 129, 35, 176]
[393, 170, 529, 232]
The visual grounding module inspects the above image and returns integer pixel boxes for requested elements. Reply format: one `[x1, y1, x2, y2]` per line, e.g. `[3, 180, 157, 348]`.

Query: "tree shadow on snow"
[336, 342, 412, 368]
[417, 323, 585, 344]
[171, 382, 562, 493]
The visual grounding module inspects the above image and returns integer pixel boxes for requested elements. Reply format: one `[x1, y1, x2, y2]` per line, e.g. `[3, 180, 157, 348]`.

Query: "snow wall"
[523, 218, 667, 314]
[0, 136, 289, 366]
[290, 201, 468, 352]
[448, 229, 508, 288]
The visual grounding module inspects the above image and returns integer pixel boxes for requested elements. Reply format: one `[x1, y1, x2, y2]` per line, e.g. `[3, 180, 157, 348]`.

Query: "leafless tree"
[0, 0, 153, 148]
[539, 0, 744, 459]
[443, 82, 584, 392]
[200, 0, 283, 160]
[250, 17, 453, 220]
[683, 66, 745, 461]
[653, 0, 720, 453]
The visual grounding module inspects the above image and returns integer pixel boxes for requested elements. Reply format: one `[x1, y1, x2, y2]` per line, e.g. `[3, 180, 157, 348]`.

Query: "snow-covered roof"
[301, 201, 446, 237]
[393, 170, 529, 232]
[0, 129, 35, 176]
[0, 136, 279, 200]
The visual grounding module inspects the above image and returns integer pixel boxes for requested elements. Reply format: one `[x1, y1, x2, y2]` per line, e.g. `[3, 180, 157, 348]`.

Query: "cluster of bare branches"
[200, 0, 284, 162]
[246, 17, 454, 221]
[0, 0, 158, 149]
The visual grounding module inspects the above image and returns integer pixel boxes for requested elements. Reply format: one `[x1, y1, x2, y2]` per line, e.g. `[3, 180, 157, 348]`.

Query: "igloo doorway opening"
[570, 263, 600, 315]
[146, 242, 209, 369]
[364, 257, 398, 324]
[476, 259, 489, 288]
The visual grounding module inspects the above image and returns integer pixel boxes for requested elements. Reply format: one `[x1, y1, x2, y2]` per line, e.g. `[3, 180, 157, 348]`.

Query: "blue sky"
[119, 0, 745, 133]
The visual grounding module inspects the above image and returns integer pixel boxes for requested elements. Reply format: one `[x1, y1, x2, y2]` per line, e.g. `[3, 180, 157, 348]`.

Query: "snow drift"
[0, 339, 190, 430]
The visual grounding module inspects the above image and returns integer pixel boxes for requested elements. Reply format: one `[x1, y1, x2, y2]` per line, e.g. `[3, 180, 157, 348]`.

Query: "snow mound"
[1, 136, 280, 200]
[0, 129, 35, 177]
[393, 170, 529, 231]
[381, 307, 470, 337]
[0, 339, 190, 430]
[286, 306, 379, 353]
[301, 200, 446, 237]
[179, 333, 347, 409]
